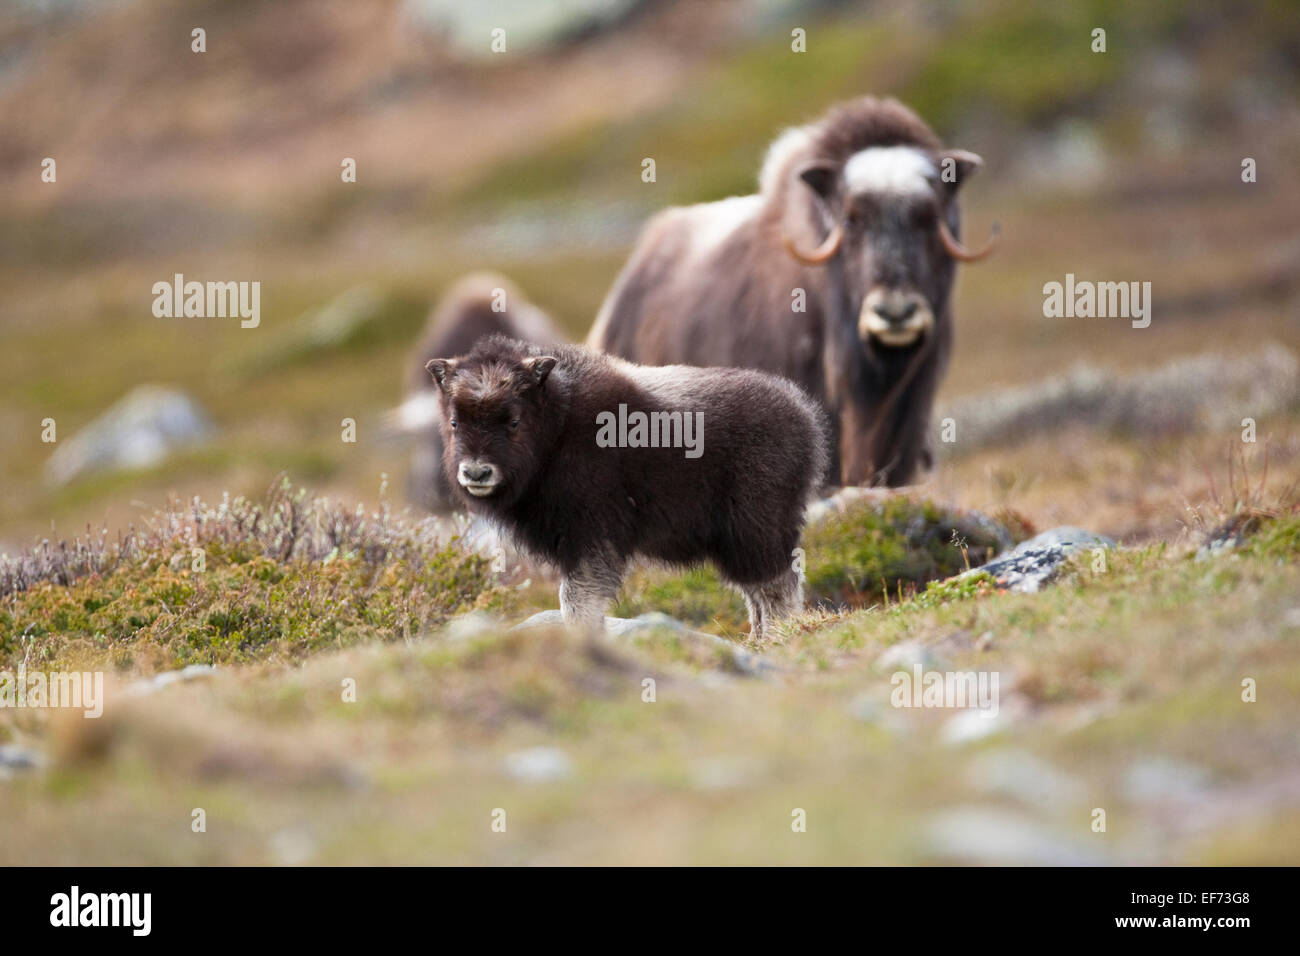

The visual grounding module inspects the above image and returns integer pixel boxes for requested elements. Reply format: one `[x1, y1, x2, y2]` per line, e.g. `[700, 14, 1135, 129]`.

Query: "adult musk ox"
[391, 272, 566, 512]
[425, 335, 828, 639]
[588, 96, 997, 488]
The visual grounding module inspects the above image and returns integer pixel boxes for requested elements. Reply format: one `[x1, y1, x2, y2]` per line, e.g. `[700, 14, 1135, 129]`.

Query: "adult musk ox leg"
[741, 570, 805, 641]
[559, 553, 626, 632]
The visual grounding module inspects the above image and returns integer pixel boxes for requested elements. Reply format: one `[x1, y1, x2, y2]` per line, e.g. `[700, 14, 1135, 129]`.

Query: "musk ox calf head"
[425, 349, 558, 507]
[779, 112, 998, 351]
[395, 272, 566, 513]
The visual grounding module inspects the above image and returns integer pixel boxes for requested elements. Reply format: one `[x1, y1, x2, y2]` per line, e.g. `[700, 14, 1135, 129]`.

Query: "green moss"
[803, 497, 1006, 608]
[1242, 510, 1300, 562]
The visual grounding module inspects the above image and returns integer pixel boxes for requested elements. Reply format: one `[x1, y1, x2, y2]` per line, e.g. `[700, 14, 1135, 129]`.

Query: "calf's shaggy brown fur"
[426, 336, 828, 638]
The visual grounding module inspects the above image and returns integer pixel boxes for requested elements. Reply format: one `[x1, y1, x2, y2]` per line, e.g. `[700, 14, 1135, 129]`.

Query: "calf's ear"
[937, 149, 983, 194]
[521, 356, 557, 390]
[426, 358, 456, 393]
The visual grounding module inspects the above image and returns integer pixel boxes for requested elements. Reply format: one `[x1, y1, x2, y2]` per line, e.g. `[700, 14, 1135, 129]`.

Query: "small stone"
[941, 707, 1005, 745]
[876, 641, 938, 672]
[123, 664, 217, 697]
[268, 828, 317, 865]
[967, 750, 1084, 804]
[0, 744, 47, 779]
[1123, 758, 1212, 805]
[503, 746, 573, 783]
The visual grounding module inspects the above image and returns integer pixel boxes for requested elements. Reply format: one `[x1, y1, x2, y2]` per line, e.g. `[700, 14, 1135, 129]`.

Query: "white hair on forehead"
[843, 146, 936, 196]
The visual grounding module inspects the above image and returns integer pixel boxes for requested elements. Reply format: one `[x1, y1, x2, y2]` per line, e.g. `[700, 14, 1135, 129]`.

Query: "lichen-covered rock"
[967, 526, 1115, 593]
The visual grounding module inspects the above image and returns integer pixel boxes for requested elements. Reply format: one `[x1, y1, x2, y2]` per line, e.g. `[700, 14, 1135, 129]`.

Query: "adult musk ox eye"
[510, 419, 520, 430]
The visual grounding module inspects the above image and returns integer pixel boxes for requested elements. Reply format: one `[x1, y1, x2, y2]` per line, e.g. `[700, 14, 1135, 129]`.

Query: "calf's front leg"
[559, 554, 625, 632]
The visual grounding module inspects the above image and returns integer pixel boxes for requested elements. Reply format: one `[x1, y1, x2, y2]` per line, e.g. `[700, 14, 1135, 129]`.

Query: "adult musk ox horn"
[938, 219, 1000, 262]
[783, 223, 844, 265]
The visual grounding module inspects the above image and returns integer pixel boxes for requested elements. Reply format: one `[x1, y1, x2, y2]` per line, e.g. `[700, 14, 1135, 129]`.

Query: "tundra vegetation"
[1, 0, 1298, 863]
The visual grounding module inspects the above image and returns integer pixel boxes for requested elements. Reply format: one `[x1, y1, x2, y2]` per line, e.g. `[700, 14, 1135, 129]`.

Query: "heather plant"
[0, 478, 502, 672]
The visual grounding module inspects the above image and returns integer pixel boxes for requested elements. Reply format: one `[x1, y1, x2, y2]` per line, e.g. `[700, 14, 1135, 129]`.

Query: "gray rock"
[45, 385, 212, 486]
[966, 750, 1084, 805]
[876, 640, 939, 672]
[1195, 513, 1266, 562]
[268, 827, 317, 865]
[122, 663, 217, 698]
[940, 707, 1006, 745]
[0, 744, 47, 779]
[966, 526, 1115, 594]
[512, 609, 774, 675]
[1123, 758, 1212, 805]
[503, 746, 573, 783]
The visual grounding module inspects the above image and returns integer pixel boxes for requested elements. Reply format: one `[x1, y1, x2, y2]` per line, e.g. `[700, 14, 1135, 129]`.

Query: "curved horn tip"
[783, 224, 844, 266]
[940, 219, 999, 262]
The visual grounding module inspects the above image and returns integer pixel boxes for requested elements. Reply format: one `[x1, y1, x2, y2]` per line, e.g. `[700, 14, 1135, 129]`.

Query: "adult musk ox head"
[778, 112, 998, 352]
[426, 342, 558, 508]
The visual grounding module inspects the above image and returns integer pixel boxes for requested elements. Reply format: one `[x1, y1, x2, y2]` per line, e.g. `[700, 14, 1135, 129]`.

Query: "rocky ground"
[1, 481, 1297, 864]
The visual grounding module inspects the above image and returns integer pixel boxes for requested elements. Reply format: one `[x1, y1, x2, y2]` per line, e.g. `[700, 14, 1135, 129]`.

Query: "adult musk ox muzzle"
[859, 287, 934, 348]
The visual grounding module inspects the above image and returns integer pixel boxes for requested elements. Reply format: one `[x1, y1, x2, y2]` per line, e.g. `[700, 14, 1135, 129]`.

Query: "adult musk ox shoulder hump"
[588, 96, 997, 488]
[425, 335, 829, 640]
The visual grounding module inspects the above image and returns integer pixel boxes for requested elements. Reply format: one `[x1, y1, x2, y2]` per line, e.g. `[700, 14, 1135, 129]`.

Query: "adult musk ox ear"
[520, 356, 557, 390]
[795, 160, 839, 202]
[786, 160, 845, 265]
[937, 149, 983, 194]
[935, 149, 999, 262]
[425, 358, 456, 393]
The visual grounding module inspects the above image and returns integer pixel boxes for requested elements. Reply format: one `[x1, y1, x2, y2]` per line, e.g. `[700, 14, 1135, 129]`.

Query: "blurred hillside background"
[2, 0, 1298, 550]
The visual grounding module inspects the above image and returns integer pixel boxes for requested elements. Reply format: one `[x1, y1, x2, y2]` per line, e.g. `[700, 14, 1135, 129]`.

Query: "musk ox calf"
[392, 272, 566, 512]
[425, 335, 828, 639]
[589, 96, 997, 488]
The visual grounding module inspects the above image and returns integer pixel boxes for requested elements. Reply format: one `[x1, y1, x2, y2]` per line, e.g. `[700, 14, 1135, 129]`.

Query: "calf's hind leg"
[559, 553, 625, 633]
[740, 569, 804, 641]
